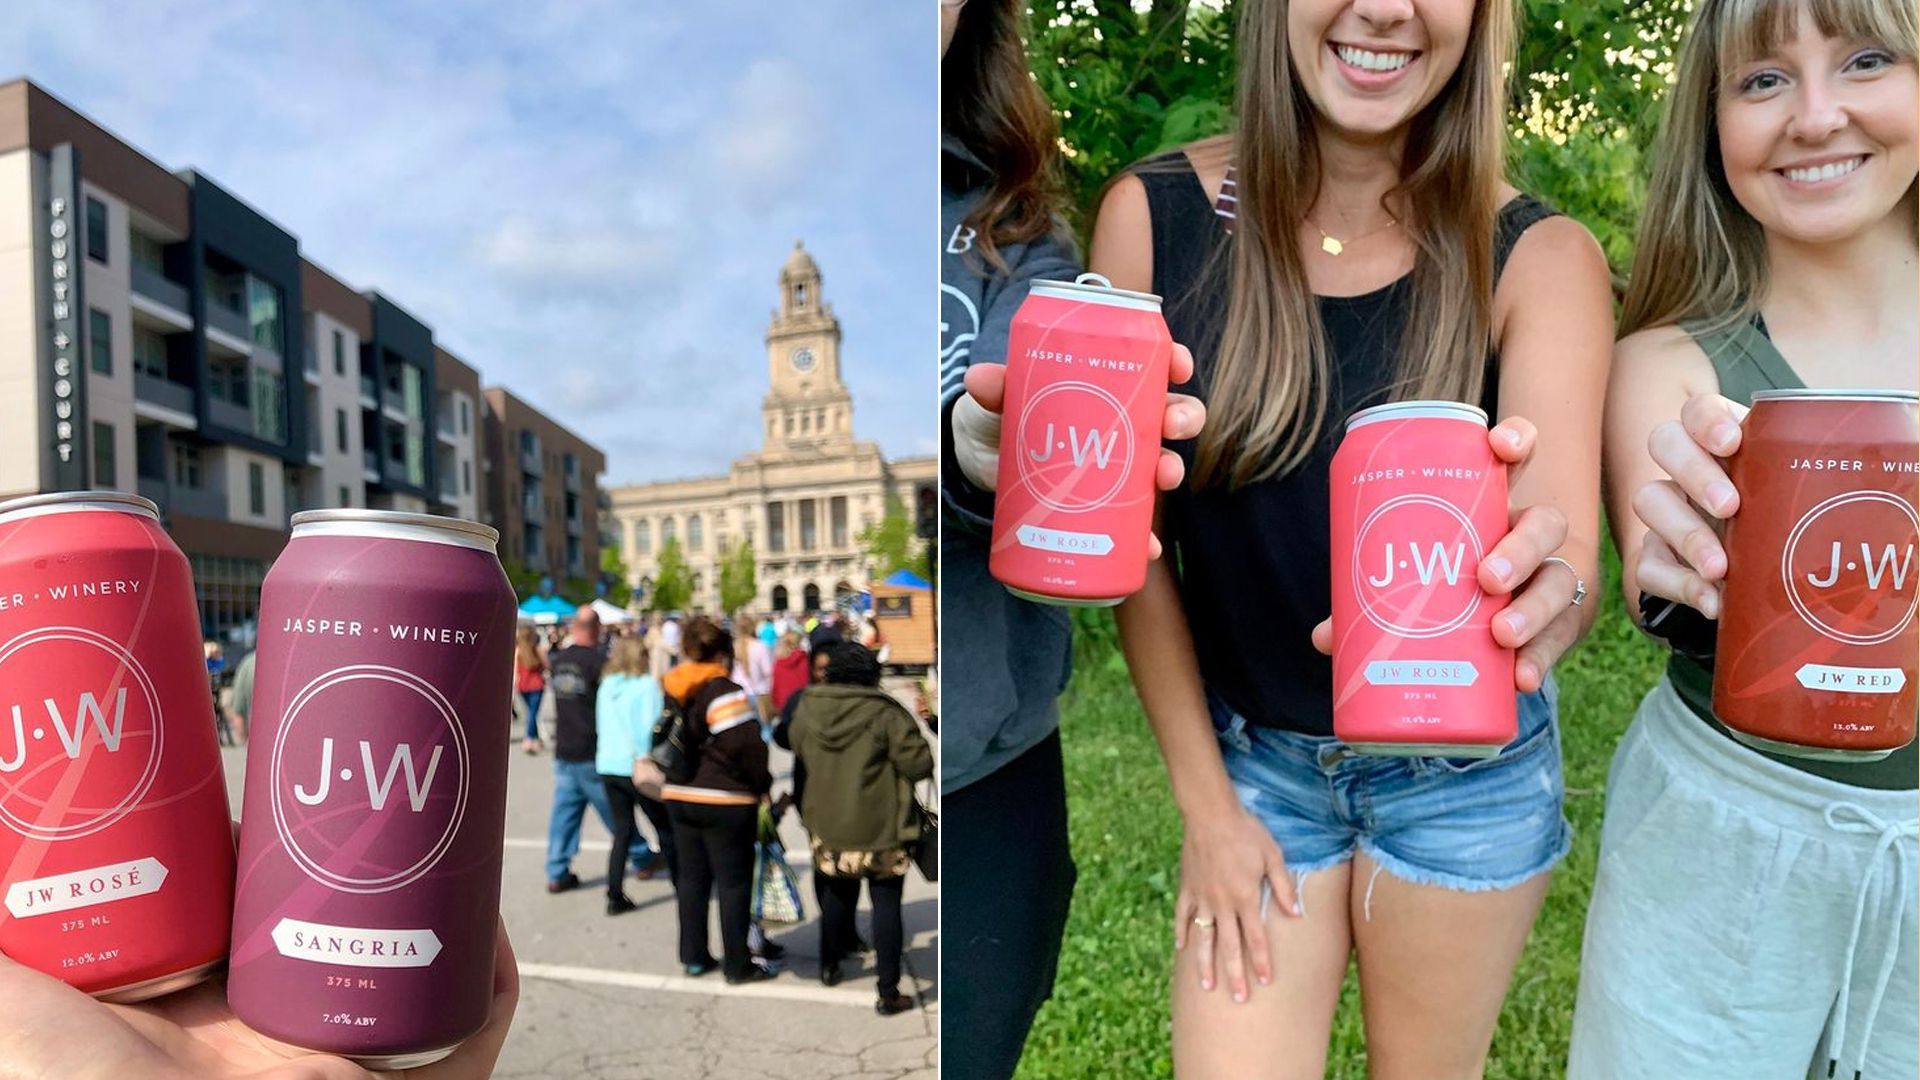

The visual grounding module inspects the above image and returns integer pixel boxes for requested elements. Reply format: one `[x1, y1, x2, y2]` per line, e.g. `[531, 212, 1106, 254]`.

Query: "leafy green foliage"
[649, 536, 694, 614]
[1026, 0, 1691, 276]
[718, 539, 759, 617]
[859, 493, 932, 580]
[598, 543, 633, 607]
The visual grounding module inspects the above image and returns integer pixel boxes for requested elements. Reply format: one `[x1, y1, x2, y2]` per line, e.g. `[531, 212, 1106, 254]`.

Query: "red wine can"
[1329, 402, 1516, 756]
[228, 510, 513, 1068]
[0, 491, 234, 1000]
[989, 273, 1173, 605]
[1713, 389, 1918, 760]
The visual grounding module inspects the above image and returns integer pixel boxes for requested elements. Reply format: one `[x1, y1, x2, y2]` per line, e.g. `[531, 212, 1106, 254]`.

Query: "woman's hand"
[952, 344, 1204, 558]
[0, 917, 518, 1080]
[1174, 805, 1300, 1004]
[1311, 417, 1583, 691]
[1631, 392, 1747, 620]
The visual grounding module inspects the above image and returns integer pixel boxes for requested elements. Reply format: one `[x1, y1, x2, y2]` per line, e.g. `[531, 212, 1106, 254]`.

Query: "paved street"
[220, 683, 938, 1079]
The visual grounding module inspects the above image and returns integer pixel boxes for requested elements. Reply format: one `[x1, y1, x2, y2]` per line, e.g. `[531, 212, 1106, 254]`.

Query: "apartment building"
[0, 78, 583, 636]
[480, 387, 605, 582]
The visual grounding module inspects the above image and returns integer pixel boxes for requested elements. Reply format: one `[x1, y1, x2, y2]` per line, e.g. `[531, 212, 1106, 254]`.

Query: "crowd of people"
[517, 605, 935, 1016]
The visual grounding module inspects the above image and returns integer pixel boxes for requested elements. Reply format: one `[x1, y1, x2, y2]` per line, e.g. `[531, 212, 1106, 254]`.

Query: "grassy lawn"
[1017, 539, 1669, 1079]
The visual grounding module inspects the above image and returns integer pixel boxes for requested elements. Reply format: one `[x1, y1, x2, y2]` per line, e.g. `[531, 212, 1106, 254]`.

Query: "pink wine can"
[989, 273, 1173, 605]
[1330, 402, 1517, 756]
[228, 510, 513, 1069]
[0, 491, 234, 1000]
[1713, 389, 1918, 760]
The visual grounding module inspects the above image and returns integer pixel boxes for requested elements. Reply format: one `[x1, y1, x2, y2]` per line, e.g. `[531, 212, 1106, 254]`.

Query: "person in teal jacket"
[597, 636, 673, 914]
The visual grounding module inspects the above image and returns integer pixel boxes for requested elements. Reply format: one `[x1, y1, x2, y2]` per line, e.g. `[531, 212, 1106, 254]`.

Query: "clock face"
[790, 347, 816, 372]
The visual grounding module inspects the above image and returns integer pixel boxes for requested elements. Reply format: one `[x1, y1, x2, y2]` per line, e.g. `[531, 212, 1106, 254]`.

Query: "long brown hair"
[514, 626, 542, 672]
[1193, 0, 1516, 489]
[944, 0, 1064, 271]
[1619, 0, 1918, 337]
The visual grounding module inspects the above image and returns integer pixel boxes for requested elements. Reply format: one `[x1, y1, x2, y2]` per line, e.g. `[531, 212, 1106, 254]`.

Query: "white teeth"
[1335, 45, 1413, 72]
[1784, 157, 1864, 183]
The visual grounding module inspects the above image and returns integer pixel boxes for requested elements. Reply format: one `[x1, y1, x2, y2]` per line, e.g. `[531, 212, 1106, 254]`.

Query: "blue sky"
[0, 1, 935, 484]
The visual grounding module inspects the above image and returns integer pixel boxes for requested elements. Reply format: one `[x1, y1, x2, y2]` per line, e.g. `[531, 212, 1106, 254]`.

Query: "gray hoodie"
[941, 137, 1083, 793]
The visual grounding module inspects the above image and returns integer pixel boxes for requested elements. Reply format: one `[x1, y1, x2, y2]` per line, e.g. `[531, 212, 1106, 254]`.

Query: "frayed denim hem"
[1352, 818, 1573, 918]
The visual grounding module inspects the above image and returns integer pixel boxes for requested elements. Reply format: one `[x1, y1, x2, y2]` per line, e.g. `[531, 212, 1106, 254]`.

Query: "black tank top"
[1141, 158, 1559, 734]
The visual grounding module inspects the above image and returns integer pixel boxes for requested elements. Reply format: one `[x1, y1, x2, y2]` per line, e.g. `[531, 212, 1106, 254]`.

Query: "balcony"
[437, 408, 458, 443]
[358, 372, 378, 407]
[563, 464, 580, 494]
[138, 476, 225, 521]
[524, 549, 548, 573]
[519, 447, 543, 477]
[566, 516, 582, 538]
[207, 396, 252, 434]
[129, 264, 192, 328]
[522, 494, 546, 525]
[381, 385, 409, 422]
[362, 448, 380, 480]
[204, 301, 251, 353]
[133, 374, 196, 427]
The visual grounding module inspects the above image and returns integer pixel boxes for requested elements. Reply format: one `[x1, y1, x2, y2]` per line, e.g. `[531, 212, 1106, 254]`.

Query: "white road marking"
[517, 961, 905, 1009]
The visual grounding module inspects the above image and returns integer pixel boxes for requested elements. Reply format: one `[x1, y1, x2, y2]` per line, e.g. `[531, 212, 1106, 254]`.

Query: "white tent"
[590, 597, 635, 625]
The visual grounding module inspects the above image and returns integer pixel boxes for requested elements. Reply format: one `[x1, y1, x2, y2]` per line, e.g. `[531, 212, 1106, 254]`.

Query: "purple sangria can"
[228, 510, 513, 1069]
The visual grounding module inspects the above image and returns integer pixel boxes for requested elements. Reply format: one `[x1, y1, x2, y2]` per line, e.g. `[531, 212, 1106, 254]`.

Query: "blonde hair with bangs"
[1620, 0, 1919, 337]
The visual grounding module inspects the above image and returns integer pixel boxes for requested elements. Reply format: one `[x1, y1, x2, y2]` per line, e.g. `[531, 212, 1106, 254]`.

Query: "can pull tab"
[1074, 272, 1114, 289]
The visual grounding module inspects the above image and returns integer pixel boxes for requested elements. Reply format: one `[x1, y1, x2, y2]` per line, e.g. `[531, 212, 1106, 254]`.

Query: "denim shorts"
[1209, 678, 1571, 896]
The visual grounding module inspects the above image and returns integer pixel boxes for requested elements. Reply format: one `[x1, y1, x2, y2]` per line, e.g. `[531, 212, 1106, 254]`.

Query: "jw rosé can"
[1713, 389, 1919, 761]
[989, 273, 1173, 605]
[228, 510, 513, 1069]
[1330, 402, 1516, 756]
[0, 491, 233, 1000]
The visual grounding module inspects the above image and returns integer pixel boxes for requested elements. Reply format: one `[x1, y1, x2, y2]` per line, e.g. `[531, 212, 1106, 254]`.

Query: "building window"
[688, 514, 703, 550]
[803, 582, 821, 611]
[332, 330, 345, 376]
[88, 308, 112, 374]
[171, 443, 201, 489]
[210, 355, 249, 406]
[85, 197, 107, 264]
[799, 500, 817, 551]
[335, 408, 348, 453]
[91, 422, 115, 487]
[767, 502, 784, 553]
[248, 462, 265, 516]
[253, 368, 286, 442]
[459, 398, 470, 434]
[463, 459, 472, 494]
[247, 275, 283, 354]
[771, 585, 789, 612]
[636, 520, 651, 554]
[784, 414, 793, 435]
[794, 283, 805, 306]
[830, 496, 848, 548]
[133, 326, 168, 380]
[662, 517, 676, 547]
[338, 485, 350, 508]
[131, 230, 164, 274]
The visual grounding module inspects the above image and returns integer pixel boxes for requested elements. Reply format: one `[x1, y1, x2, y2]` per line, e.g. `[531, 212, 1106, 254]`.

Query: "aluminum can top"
[289, 509, 498, 550]
[1750, 389, 1919, 405]
[1028, 272, 1164, 312]
[0, 491, 160, 523]
[1345, 400, 1489, 432]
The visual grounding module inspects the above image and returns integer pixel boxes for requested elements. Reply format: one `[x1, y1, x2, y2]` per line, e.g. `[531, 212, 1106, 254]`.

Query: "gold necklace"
[1311, 215, 1400, 256]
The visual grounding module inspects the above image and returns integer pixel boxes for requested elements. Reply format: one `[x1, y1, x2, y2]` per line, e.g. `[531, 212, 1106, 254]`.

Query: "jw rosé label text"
[5, 857, 168, 917]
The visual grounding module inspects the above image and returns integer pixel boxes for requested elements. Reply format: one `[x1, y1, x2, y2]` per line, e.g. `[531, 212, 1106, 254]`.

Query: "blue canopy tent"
[881, 569, 931, 590]
[517, 594, 576, 625]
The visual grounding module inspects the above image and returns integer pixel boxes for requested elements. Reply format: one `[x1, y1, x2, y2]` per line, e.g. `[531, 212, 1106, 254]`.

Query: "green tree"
[718, 539, 758, 616]
[859, 494, 930, 581]
[649, 536, 694, 614]
[598, 543, 633, 607]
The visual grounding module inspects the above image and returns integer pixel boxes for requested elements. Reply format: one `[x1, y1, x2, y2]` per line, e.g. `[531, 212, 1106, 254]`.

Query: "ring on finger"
[1541, 555, 1588, 608]
[1191, 915, 1215, 929]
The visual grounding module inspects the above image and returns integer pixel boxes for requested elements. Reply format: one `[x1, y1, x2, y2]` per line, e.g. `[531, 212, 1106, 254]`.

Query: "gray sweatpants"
[1569, 679, 1917, 1079]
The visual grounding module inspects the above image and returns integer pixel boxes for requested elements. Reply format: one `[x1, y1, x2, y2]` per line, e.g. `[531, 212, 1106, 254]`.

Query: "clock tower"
[763, 241, 854, 455]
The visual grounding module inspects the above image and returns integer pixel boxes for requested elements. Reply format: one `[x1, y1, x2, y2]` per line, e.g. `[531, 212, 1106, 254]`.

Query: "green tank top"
[1668, 317, 1917, 790]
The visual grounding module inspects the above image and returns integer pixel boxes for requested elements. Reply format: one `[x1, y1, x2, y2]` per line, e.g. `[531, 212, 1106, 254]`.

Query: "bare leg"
[1172, 862, 1354, 1080]
[1349, 851, 1550, 1080]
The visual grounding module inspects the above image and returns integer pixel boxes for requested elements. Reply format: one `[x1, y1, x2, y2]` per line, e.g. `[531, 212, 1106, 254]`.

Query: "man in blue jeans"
[545, 605, 653, 891]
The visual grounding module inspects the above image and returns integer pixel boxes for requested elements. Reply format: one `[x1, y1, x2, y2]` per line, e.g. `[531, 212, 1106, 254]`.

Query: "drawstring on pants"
[1820, 802, 1917, 1080]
